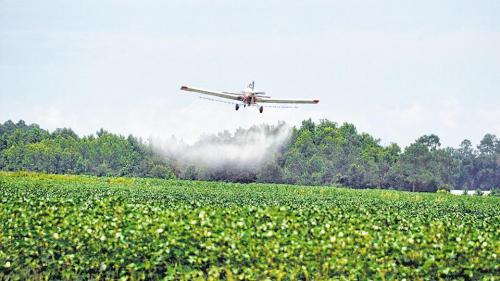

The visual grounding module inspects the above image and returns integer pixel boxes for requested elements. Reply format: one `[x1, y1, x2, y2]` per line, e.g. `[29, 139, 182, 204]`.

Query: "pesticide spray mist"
[151, 122, 292, 180]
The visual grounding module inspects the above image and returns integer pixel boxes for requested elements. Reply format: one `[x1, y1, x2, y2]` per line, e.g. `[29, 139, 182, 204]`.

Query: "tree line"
[1, 119, 498, 192]
[273, 119, 499, 192]
[0, 120, 174, 179]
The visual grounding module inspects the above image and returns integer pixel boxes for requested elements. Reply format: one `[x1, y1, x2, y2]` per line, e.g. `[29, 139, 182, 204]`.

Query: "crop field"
[0, 172, 498, 280]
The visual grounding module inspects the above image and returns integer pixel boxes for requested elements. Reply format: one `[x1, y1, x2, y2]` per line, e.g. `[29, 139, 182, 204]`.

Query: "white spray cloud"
[151, 122, 292, 170]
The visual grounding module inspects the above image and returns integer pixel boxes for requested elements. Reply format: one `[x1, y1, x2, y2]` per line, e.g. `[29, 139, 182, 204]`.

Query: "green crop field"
[0, 172, 498, 280]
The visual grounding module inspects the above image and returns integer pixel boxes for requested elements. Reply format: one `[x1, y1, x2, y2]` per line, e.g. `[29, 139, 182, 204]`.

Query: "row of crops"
[0, 172, 498, 279]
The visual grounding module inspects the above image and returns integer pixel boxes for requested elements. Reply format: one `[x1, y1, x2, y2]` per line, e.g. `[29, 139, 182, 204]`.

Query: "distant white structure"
[451, 190, 491, 196]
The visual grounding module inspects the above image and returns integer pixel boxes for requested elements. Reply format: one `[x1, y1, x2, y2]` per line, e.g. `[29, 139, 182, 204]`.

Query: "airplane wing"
[258, 97, 319, 104]
[180, 85, 242, 101]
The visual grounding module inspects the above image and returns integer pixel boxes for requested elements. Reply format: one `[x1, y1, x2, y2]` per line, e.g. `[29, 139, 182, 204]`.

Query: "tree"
[416, 134, 441, 150]
[0, 119, 497, 191]
[257, 161, 284, 183]
[0, 120, 175, 179]
[456, 139, 477, 189]
[150, 164, 175, 179]
[391, 140, 438, 192]
[476, 134, 498, 189]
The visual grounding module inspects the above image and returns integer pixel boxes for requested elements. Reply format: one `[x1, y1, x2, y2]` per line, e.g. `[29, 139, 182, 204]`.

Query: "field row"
[0, 172, 499, 279]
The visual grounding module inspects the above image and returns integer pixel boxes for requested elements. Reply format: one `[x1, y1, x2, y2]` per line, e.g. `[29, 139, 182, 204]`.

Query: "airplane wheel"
[235, 104, 239, 111]
[259, 106, 263, 113]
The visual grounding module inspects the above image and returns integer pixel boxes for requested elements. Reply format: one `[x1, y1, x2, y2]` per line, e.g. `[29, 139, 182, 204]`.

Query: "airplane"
[180, 81, 319, 113]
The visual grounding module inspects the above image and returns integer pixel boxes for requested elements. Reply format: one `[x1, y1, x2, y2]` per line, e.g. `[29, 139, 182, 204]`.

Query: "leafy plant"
[0, 172, 498, 279]
[437, 183, 452, 192]
[475, 188, 484, 196]
[489, 187, 500, 196]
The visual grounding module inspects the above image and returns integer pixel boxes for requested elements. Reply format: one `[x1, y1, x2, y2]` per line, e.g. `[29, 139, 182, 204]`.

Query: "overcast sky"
[1, 0, 499, 147]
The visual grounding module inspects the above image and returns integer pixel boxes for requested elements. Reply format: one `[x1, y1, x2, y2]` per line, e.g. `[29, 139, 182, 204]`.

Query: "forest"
[0, 119, 498, 192]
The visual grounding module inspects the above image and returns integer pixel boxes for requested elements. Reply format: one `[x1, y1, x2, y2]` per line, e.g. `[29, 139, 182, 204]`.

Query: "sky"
[1, 0, 499, 147]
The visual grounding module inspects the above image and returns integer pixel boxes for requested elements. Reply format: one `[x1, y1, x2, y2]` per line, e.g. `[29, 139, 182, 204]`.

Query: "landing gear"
[259, 106, 264, 113]
[235, 104, 239, 111]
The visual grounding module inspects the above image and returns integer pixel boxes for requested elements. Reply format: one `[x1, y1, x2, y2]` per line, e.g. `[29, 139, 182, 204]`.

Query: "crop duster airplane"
[180, 81, 319, 113]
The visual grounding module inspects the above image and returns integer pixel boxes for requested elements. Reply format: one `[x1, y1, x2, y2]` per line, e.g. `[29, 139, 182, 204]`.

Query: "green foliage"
[490, 188, 500, 197]
[0, 120, 174, 179]
[149, 164, 175, 179]
[279, 122, 499, 193]
[0, 172, 498, 279]
[183, 165, 200, 180]
[438, 184, 452, 192]
[1, 119, 499, 193]
[475, 188, 484, 196]
[280, 122, 466, 192]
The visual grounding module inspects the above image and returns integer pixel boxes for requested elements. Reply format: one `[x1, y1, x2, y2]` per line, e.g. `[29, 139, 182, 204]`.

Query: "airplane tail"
[247, 81, 255, 90]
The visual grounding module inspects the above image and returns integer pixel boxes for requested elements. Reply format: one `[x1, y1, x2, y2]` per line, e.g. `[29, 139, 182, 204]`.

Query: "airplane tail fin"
[247, 81, 255, 90]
